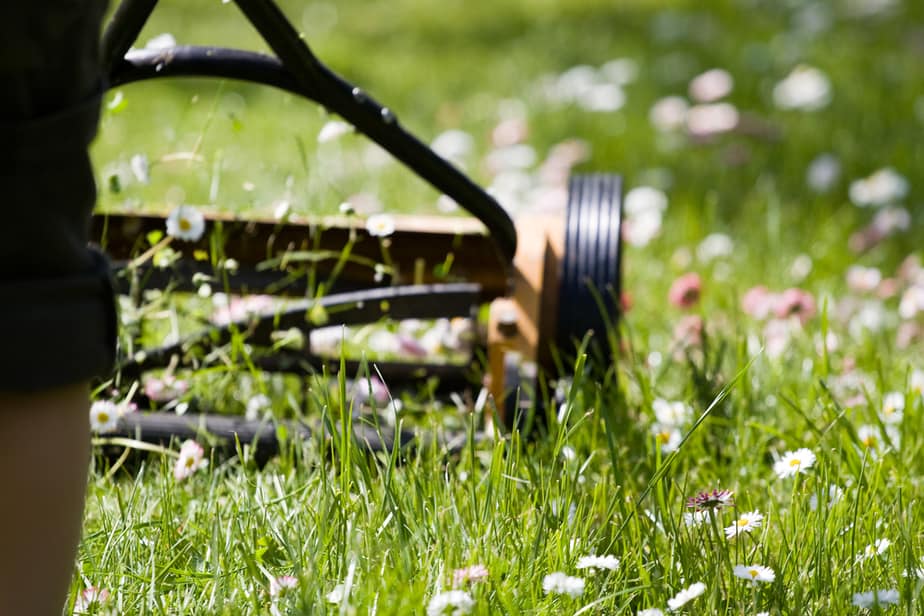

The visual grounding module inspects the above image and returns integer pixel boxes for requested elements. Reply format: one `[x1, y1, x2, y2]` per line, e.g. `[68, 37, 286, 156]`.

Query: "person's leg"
[0, 384, 91, 616]
[0, 2, 114, 614]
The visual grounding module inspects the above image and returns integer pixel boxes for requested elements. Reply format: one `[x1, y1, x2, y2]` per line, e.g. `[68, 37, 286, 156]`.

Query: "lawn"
[78, 0, 924, 613]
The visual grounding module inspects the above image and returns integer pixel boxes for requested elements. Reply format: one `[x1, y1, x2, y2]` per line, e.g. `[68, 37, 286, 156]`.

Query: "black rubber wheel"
[556, 173, 623, 357]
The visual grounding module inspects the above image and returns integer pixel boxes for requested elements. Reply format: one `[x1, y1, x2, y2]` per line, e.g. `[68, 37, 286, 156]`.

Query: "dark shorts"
[0, 1, 116, 391]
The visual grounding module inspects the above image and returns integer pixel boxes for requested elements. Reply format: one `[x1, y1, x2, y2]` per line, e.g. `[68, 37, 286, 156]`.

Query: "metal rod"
[119, 283, 481, 374]
[250, 356, 477, 392]
[109, 412, 415, 466]
[101, 0, 160, 73]
[112, 46, 309, 96]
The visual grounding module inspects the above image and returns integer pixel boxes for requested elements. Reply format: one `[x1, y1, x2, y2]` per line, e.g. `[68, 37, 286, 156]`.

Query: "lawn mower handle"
[101, 0, 518, 265]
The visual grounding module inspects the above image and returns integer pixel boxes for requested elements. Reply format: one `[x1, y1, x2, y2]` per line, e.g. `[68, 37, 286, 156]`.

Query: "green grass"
[77, 0, 924, 613]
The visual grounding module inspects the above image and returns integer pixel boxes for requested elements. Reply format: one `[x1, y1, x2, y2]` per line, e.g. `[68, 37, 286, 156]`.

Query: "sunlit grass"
[75, 0, 924, 613]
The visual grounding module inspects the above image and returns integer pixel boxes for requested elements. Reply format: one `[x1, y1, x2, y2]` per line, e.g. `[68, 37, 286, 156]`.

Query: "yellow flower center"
[98, 412, 109, 423]
[749, 569, 758, 578]
[185, 457, 196, 468]
[656, 431, 670, 444]
[179, 218, 192, 231]
[862, 436, 878, 448]
[737, 518, 749, 527]
[789, 458, 802, 467]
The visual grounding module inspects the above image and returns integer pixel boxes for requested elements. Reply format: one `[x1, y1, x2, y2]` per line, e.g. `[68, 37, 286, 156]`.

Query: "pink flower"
[741, 286, 777, 320]
[352, 376, 390, 405]
[270, 575, 298, 597]
[774, 288, 816, 324]
[74, 586, 110, 612]
[848, 226, 885, 253]
[846, 265, 882, 294]
[397, 335, 428, 358]
[669, 273, 702, 309]
[673, 315, 704, 348]
[492, 117, 529, 147]
[686, 488, 734, 512]
[453, 564, 490, 586]
[763, 318, 794, 359]
[143, 375, 188, 402]
[173, 440, 207, 481]
[210, 294, 275, 326]
[620, 292, 634, 313]
[897, 322, 921, 349]
[898, 255, 923, 284]
[877, 278, 899, 299]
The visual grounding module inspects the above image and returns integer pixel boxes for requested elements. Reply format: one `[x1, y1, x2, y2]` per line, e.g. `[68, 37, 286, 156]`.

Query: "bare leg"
[0, 383, 90, 616]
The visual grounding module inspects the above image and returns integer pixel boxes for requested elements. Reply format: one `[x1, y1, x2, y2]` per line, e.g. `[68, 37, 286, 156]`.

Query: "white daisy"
[901, 566, 924, 579]
[317, 120, 352, 143]
[130, 153, 150, 184]
[666, 582, 706, 610]
[857, 424, 900, 454]
[624, 186, 669, 217]
[849, 167, 909, 208]
[686, 102, 739, 137]
[623, 210, 663, 247]
[880, 392, 905, 424]
[852, 589, 900, 608]
[166, 205, 206, 241]
[857, 424, 882, 451]
[688, 68, 734, 103]
[910, 369, 924, 398]
[426, 590, 474, 616]
[806, 153, 841, 193]
[269, 575, 298, 597]
[246, 393, 272, 421]
[733, 564, 776, 584]
[773, 448, 816, 479]
[89, 400, 121, 434]
[637, 609, 665, 616]
[431, 129, 474, 162]
[772, 65, 831, 111]
[683, 510, 709, 527]
[173, 439, 208, 481]
[809, 484, 845, 511]
[858, 538, 891, 561]
[652, 424, 682, 454]
[649, 96, 689, 132]
[576, 554, 620, 572]
[365, 213, 396, 238]
[542, 572, 585, 598]
[326, 583, 345, 604]
[652, 398, 692, 425]
[724, 511, 764, 539]
[696, 233, 734, 263]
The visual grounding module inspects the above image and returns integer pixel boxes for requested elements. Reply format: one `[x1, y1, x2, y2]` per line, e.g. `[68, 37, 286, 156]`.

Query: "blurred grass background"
[94, 0, 924, 294]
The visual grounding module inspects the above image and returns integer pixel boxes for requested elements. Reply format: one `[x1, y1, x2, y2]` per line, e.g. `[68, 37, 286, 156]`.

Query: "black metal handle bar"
[101, 0, 518, 265]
